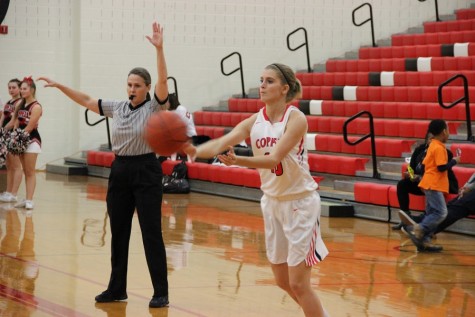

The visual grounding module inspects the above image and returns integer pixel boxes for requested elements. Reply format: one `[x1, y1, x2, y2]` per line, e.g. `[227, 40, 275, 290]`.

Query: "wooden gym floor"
[0, 172, 474, 317]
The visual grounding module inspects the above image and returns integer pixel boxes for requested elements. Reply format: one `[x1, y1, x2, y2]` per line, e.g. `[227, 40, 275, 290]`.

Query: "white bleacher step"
[64, 151, 88, 165]
[313, 63, 326, 73]
[46, 159, 88, 176]
[202, 104, 228, 112]
[344, 51, 359, 60]
[98, 144, 112, 152]
[87, 165, 111, 179]
[439, 14, 456, 21]
[247, 88, 259, 98]
[380, 161, 405, 174]
[356, 170, 402, 181]
[376, 38, 391, 47]
[407, 26, 424, 34]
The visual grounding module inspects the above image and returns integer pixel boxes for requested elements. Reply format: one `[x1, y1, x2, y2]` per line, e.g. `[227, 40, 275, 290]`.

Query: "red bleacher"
[456, 9, 475, 20]
[296, 71, 475, 87]
[85, 7, 475, 221]
[301, 85, 475, 103]
[308, 134, 415, 158]
[424, 19, 475, 33]
[161, 160, 324, 187]
[87, 150, 115, 168]
[359, 43, 475, 59]
[195, 111, 461, 139]
[306, 116, 460, 137]
[356, 165, 475, 210]
[316, 100, 475, 121]
[450, 143, 475, 164]
[227, 98, 475, 121]
[194, 111, 252, 126]
[228, 98, 265, 113]
[326, 56, 475, 72]
[391, 30, 475, 46]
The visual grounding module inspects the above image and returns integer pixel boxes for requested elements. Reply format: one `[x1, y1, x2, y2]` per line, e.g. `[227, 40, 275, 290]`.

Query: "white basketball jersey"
[251, 105, 318, 199]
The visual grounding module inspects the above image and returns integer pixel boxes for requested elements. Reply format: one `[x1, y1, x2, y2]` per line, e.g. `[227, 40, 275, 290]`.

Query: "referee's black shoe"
[149, 295, 169, 308]
[95, 290, 127, 302]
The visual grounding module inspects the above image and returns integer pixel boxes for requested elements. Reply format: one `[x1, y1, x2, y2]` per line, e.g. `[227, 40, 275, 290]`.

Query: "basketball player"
[0, 79, 23, 203]
[183, 63, 330, 317]
[37, 22, 170, 308]
[12, 77, 42, 211]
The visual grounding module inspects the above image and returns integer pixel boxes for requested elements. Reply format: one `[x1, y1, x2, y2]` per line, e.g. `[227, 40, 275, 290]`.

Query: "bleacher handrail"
[167, 76, 178, 98]
[84, 110, 112, 150]
[286, 27, 312, 73]
[352, 2, 376, 47]
[343, 110, 380, 179]
[220, 51, 246, 98]
[438, 74, 474, 142]
[418, 0, 440, 22]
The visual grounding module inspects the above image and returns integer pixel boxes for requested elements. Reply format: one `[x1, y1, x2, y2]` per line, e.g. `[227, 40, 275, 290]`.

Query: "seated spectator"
[400, 172, 474, 237]
[434, 172, 475, 234]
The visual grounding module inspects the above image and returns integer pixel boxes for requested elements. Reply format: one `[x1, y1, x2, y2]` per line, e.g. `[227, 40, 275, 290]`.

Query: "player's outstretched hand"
[146, 22, 164, 49]
[217, 146, 237, 166]
[182, 142, 197, 162]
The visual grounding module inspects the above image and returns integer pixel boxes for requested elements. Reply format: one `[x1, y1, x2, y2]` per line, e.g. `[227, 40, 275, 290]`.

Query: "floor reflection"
[1, 173, 474, 317]
[0, 205, 38, 316]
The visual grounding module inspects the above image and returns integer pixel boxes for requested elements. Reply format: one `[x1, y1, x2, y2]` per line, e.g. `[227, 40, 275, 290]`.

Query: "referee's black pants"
[105, 153, 168, 297]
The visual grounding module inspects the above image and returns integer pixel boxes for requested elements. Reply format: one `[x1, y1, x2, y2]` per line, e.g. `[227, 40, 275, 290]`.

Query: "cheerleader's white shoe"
[14, 199, 26, 208]
[25, 200, 34, 210]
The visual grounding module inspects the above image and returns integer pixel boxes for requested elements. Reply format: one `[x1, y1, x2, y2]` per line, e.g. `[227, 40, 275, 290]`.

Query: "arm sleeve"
[99, 99, 118, 118]
[437, 159, 457, 172]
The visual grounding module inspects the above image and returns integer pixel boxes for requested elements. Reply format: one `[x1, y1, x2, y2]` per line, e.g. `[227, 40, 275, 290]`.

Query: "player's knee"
[289, 280, 310, 297]
[274, 278, 291, 292]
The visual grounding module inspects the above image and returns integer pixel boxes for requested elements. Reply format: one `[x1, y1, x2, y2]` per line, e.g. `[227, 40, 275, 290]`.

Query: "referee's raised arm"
[36, 77, 100, 114]
[146, 22, 169, 109]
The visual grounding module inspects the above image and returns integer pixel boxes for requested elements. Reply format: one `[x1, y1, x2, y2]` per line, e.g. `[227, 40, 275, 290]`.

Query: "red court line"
[0, 283, 92, 317]
[0, 252, 208, 317]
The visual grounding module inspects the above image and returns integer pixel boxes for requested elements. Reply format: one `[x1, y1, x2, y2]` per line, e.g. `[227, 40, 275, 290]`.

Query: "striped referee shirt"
[98, 94, 166, 156]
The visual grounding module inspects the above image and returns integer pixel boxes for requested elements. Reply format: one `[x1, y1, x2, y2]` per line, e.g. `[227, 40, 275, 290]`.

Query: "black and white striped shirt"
[99, 95, 165, 156]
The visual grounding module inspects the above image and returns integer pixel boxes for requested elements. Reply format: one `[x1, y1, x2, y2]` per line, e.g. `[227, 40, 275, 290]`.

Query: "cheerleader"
[0, 79, 23, 203]
[12, 77, 42, 210]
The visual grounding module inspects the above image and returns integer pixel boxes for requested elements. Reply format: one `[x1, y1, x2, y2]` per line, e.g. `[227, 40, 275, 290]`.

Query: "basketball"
[145, 111, 188, 156]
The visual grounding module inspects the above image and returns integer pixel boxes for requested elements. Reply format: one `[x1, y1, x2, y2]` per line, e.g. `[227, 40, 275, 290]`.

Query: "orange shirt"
[418, 139, 449, 193]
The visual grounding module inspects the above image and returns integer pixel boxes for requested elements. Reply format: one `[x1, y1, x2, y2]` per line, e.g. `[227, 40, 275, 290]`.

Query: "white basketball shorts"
[260, 191, 329, 267]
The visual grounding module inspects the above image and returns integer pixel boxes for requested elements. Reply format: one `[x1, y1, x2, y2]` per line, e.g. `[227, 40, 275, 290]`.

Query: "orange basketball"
[145, 111, 188, 156]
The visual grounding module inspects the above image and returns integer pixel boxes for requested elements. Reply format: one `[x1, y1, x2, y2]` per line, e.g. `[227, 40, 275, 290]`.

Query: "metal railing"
[343, 111, 380, 179]
[220, 52, 246, 98]
[287, 27, 312, 73]
[418, 0, 440, 22]
[85, 110, 112, 150]
[352, 2, 377, 47]
[167, 76, 178, 98]
[438, 74, 473, 142]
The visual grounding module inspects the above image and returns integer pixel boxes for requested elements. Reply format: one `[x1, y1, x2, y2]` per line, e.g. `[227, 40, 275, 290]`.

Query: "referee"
[38, 22, 170, 308]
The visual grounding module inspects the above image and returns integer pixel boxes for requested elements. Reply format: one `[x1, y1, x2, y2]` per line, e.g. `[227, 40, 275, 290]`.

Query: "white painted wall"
[0, 0, 472, 168]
